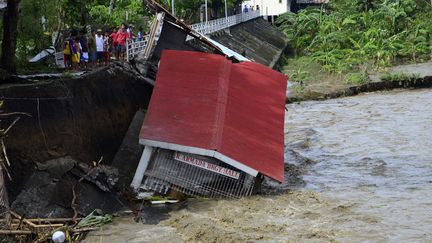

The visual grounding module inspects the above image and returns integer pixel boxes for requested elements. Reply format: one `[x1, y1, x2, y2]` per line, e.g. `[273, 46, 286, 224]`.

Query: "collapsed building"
[129, 1, 288, 198]
[2, 0, 288, 219]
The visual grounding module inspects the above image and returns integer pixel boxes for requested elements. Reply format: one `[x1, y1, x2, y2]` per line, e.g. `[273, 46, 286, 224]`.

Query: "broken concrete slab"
[12, 157, 125, 218]
[11, 171, 70, 218]
[36, 156, 77, 179]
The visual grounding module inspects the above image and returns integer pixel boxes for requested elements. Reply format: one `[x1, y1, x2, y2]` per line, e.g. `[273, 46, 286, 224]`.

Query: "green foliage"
[283, 56, 312, 84]
[345, 72, 368, 85]
[88, 0, 148, 27]
[158, 0, 239, 23]
[17, 0, 59, 59]
[380, 72, 420, 82]
[276, 0, 432, 73]
[77, 209, 112, 228]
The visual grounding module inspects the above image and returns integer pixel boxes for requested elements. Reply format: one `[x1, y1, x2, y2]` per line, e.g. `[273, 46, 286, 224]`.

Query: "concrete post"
[224, 0, 228, 20]
[205, 0, 208, 24]
[171, 0, 175, 15]
[130, 146, 154, 190]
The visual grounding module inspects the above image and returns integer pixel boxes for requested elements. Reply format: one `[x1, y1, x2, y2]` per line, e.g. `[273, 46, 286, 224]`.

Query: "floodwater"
[85, 88, 432, 242]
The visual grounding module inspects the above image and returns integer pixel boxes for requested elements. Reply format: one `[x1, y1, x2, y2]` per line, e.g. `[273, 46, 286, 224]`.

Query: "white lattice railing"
[191, 10, 260, 36]
[127, 35, 150, 60]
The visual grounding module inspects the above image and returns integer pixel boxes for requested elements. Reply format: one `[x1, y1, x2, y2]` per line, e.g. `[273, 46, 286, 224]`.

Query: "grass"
[282, 56, 370, 98]
[345, 72, 369, 85]
[380, 72, 421, 82]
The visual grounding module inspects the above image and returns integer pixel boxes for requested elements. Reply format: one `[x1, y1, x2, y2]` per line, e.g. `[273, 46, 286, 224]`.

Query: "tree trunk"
[1, 0, 21, 75]
[109, 0, 115, 14]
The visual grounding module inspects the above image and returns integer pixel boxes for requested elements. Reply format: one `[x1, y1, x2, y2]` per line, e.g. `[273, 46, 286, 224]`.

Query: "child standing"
[63, 32, 73, 69]
[73, 37, 81, 70]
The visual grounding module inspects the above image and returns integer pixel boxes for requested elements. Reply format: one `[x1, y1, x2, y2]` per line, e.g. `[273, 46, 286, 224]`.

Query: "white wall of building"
[243, 0, 290, 16]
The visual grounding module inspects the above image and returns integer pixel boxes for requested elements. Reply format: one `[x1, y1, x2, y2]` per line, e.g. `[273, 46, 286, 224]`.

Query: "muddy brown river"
[86, 88, 432, 242]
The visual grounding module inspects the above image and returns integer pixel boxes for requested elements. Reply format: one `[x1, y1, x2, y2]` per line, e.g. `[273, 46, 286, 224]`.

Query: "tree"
[157, 0, 242, 23]
[1, 0, 21, 75]
[109, 0, 115, 14]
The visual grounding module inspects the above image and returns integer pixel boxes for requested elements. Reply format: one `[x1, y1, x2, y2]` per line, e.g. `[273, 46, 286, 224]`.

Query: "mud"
[86, 88, 432, 242]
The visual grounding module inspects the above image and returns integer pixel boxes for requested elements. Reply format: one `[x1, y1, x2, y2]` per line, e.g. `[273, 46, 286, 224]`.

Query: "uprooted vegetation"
[277, 0, 432, 85]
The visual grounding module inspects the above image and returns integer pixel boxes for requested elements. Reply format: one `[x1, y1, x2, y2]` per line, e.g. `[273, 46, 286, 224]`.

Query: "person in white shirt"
[95, 29, 104, 66]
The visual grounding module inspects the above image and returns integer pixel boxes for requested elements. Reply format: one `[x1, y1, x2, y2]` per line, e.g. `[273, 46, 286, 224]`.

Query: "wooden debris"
[0, 218, 82, 223]
[10, 211, 38, 228]
[0, 211, 104, 241]
[0, 230, 33, 235]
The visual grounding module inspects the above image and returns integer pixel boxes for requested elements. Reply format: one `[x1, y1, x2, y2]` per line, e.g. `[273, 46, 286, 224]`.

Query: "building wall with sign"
[243, 0, 292, 16]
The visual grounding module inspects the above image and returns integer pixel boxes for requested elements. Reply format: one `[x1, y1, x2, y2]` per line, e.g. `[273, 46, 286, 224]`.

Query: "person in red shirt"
[110, 27, 117, 60]
[115, 23, 128, 61]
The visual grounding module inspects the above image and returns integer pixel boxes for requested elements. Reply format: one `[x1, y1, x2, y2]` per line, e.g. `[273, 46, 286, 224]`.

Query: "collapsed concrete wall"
[210, 18, 288, 68]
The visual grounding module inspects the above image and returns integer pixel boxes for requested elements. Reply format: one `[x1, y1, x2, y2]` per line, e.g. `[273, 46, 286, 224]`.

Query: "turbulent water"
[86, 89, 432, 242]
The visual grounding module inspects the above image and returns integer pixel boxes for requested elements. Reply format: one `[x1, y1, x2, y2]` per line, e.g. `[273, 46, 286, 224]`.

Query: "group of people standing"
[63, 23, 144, 70]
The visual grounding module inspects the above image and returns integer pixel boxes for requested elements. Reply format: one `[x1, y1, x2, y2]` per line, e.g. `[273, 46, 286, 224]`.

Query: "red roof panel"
[140, 50, 287, 182]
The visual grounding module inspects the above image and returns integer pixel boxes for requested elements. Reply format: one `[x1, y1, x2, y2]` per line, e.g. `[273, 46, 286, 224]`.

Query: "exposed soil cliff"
[1, 62, 152, 205]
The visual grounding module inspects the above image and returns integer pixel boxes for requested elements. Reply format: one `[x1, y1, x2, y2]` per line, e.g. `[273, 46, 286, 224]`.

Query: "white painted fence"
[126, 35, 150, 61]
[191, 10, 260, 36]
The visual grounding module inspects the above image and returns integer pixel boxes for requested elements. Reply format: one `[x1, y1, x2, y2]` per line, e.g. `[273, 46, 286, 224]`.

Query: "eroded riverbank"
[285, 61, 432, 103]
[86, 88, 432, 242]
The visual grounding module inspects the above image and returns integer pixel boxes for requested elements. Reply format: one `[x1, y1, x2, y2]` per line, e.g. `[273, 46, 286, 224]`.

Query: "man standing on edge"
[95, 29, 104, 66]
[88, 30, 97, 68]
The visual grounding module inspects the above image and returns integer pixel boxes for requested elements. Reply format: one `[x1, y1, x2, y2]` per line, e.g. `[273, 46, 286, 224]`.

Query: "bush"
[277, 0, 432, 73]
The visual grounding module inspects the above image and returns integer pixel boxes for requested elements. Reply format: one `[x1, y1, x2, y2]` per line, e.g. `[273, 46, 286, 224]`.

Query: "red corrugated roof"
[139, 50, 287, 182]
